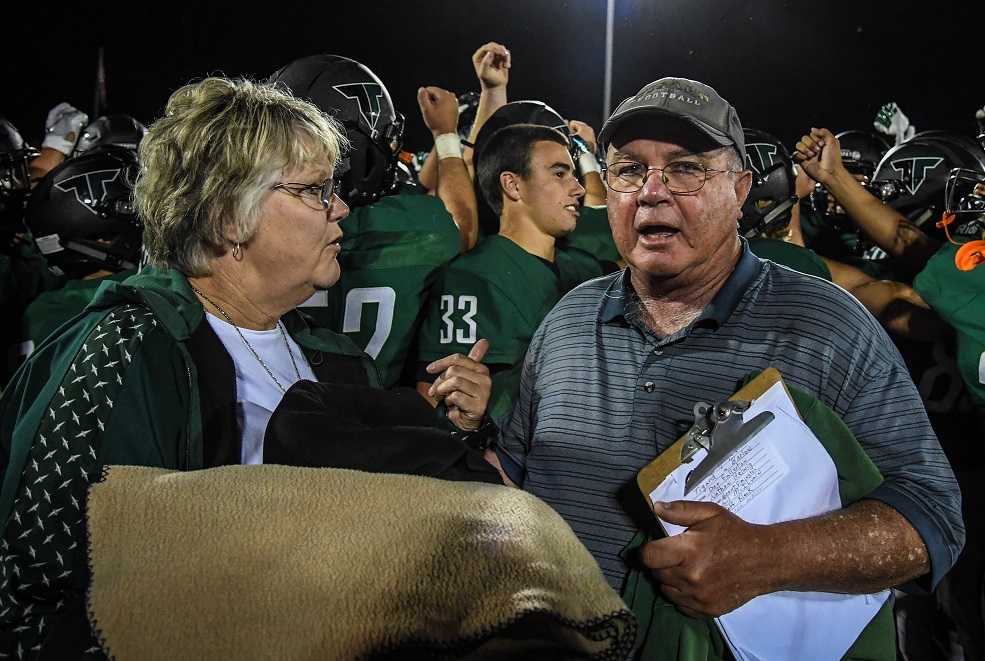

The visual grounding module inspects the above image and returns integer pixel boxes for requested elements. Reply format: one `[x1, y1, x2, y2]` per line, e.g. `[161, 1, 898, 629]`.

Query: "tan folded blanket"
[87, 465, 637, 660]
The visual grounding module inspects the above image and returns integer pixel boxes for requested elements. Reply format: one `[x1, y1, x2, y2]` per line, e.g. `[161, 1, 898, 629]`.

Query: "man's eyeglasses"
[603, 160, 739, 195]
[272, 175, 343, 210]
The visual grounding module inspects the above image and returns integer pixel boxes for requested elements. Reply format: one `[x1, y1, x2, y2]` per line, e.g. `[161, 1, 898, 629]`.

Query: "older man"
[498, 77, 964, 617]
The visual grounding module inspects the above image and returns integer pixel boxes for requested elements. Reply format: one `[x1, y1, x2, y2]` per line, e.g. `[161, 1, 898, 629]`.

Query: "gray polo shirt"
[500, 242, 964, 590]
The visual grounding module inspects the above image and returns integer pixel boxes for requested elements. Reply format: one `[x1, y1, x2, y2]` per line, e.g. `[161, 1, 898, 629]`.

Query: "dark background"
[3, 0, 980, 152]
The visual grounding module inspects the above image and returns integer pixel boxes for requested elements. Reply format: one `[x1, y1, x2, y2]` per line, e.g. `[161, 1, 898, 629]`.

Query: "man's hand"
[793, 128, 845, 186]
[568, 120, 597, 154]
[41, 102, 88, 156]
[641, 500, 776, 618]
[418, 86, 460, 137]
[793, 162, 814, 200]
[472, 42, 511, 90]
[425, 339, 491, 431]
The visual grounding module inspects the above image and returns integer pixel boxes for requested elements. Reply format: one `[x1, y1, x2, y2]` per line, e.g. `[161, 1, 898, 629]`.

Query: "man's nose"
[638, 169, 673, 204]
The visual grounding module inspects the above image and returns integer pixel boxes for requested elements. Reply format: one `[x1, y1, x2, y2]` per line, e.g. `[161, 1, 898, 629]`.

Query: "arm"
[28, 148, 67, 184]
[823, 257, 948, 342]
[0, 306, 184, 650]
[643, 498, 927, 618]
[418, 86, 479, 251]
[794, 127, 941, 272]
[464, 42, 511, 174]
[568, 120, 606, 207]
[417, 147, 439, 194]
[29, 102, 89, 184]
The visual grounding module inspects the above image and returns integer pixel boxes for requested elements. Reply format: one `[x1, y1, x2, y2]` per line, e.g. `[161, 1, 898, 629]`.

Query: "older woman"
[0, 77, 491, 658]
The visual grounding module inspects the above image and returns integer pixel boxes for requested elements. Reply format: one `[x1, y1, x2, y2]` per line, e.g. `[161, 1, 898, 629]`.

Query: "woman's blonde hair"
[135, 77, 348, 275]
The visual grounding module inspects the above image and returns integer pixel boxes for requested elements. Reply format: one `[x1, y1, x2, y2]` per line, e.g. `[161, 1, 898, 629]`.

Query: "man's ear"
[733, 169, 753, 212]
[500, 171, 522, 203]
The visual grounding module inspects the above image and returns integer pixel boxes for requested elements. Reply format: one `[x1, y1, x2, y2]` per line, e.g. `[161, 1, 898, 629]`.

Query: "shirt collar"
[599, 238, 763, 328]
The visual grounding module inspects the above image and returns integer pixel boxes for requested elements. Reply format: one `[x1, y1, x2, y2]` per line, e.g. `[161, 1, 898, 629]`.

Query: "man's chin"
[627, 246, 686, 279]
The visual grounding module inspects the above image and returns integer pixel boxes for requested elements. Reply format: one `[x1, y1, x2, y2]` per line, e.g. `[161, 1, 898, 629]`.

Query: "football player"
[472, 100, 621, 273]
[910, 167, 985, 661]
[913, 167, 985, 417]
[14, 146, 141, 364]
[268, 54, 477, 387]
[415, 124, 603, 420]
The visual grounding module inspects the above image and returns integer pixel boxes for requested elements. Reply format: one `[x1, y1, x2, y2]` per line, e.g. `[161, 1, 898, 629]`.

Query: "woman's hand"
[425, 339, 491, 431]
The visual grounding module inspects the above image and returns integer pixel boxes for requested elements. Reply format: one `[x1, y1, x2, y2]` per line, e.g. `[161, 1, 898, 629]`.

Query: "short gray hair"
[135, 77, 348, 276]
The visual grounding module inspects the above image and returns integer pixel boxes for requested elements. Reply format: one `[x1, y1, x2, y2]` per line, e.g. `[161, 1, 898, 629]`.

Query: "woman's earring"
[232, 242, 243, 261]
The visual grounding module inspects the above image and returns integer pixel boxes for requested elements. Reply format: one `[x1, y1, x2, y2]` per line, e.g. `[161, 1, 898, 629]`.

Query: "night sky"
[4, 1, 980, 153]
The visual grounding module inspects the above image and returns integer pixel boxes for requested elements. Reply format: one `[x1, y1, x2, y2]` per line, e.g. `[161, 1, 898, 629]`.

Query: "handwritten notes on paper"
[687, 441, 789, 514]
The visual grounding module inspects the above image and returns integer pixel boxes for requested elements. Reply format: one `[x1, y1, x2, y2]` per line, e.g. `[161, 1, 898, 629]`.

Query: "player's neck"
[498, 211, 556, 263]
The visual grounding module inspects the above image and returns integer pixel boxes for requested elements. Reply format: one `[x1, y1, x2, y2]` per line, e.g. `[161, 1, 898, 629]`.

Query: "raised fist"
[472, 42, 511, 91]
[418, 86, 459, 137]
[42, 102, 88, 155]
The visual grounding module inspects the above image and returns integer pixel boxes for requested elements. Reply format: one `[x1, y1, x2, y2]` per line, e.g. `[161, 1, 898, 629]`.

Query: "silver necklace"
[190, 284, 302, 393]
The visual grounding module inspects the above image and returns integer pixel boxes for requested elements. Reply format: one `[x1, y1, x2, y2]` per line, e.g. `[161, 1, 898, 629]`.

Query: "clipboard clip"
[680, 400, 775, 496]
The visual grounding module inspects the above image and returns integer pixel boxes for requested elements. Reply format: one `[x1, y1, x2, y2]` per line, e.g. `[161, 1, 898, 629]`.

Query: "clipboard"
[636, 367, 795, 503]
[634, 367, 891, 661]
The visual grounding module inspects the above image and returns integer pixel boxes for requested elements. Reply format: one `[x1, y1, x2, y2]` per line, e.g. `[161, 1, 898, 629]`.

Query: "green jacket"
[0, 266, 378, 657]
[621, 381, 895, 661]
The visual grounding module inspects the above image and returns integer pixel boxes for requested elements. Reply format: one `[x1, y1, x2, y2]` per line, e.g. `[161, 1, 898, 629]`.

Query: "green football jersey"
[416, 235, 603, 416]
[2, 238, 66, 381]
[914, 236, 985, 410]
[557, 205, 622, 272]
[18, 270, 135, 358]
[748, 238, 832, 280]
[299, 192, 461, 388]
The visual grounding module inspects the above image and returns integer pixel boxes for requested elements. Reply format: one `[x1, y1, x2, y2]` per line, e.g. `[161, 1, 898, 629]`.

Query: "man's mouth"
[637, 223, 680, 238]
[564, 204, 579, 214]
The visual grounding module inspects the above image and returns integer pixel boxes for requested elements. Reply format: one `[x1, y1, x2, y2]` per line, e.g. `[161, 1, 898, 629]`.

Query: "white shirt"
[206, 313, 317, 464]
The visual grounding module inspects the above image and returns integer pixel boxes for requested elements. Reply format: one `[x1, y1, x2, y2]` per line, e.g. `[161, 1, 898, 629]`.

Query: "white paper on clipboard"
[647, 381, 890, 661]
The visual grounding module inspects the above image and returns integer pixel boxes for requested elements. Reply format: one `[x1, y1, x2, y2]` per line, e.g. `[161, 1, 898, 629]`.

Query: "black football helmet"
[1, 117, 38, 214]
[739, 129, 798, 238]
[835, 130, 891, 179]
[472, 100, 570, 169]
[945, 168, 985, 218]
[73, 114, 147, 156]
[943, 168, 985, 245]
[267, 54, 405, 207]
[25, 145, 141, 277]
[872, 134, 985, 231]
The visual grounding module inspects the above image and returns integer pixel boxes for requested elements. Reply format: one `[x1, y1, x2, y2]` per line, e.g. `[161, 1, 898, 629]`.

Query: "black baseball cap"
[599, 77, 745, 160]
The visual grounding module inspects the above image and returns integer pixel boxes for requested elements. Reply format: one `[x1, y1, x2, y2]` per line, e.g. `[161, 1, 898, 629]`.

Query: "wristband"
[434, 133, 463, 160]
[577, 151, 601, 176]
[41, 134, 78, 157]
[449, 416, 498, 451]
